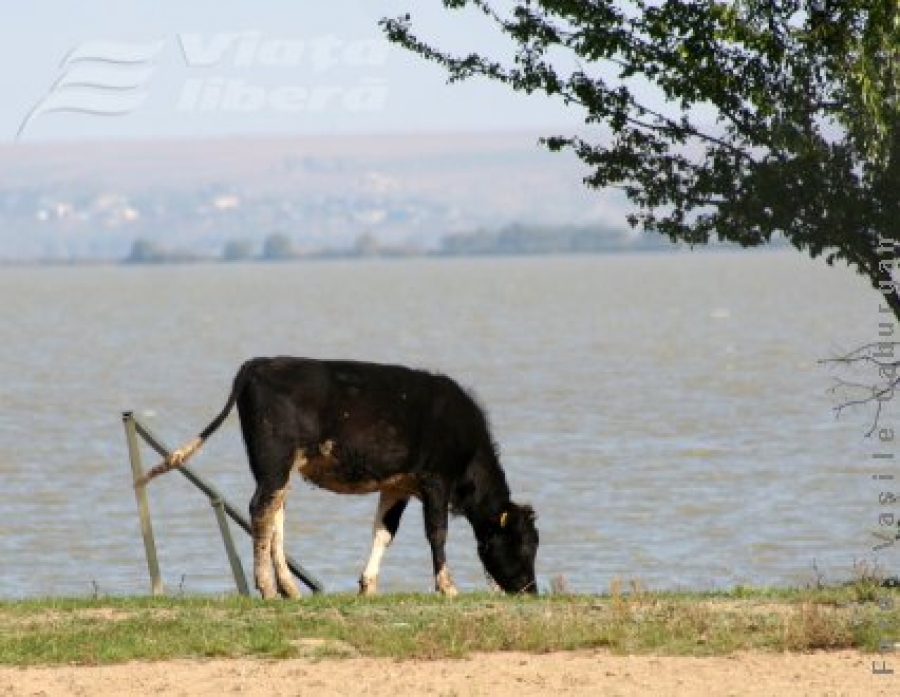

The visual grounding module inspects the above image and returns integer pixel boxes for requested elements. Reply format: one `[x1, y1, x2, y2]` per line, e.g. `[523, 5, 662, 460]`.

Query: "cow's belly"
[292, 442, 419, 497]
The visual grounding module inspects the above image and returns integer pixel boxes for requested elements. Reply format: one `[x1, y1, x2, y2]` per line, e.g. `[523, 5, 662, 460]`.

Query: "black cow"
[138, 357, 539, 597]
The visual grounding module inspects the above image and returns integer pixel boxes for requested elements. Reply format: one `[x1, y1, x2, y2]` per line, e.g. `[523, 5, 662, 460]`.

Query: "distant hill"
[0, 131, 634, 261]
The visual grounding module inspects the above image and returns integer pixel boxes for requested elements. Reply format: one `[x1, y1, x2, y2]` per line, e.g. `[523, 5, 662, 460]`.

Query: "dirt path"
[1, 651, 898, 696]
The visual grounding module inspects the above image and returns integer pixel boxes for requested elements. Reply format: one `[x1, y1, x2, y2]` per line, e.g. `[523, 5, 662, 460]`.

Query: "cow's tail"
[135, 359, 262, 488]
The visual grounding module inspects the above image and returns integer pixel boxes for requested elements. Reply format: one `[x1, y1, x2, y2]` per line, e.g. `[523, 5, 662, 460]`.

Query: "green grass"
[1, 584, 897, 666]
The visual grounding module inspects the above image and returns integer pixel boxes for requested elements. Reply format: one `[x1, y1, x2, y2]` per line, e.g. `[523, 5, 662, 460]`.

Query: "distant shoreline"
[0, 239, 789, 268]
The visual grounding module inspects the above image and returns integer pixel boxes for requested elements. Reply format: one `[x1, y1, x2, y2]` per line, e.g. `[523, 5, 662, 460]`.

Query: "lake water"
[0, 252, 891, 598]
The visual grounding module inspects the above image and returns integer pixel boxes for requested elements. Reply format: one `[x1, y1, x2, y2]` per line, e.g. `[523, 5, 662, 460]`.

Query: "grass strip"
[0, 585, 896, 666]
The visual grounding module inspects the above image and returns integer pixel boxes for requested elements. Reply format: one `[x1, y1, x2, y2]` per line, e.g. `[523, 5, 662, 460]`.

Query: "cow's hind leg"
[359, 492, 409, 596]
[271, 499, 300, 598]
[250, 483, 288, 600]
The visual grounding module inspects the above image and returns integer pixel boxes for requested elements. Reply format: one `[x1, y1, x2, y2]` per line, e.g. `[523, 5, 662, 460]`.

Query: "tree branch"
[822, 344, 900, 436]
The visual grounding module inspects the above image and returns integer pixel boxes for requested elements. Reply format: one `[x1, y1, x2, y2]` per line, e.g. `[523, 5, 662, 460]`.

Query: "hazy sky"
[2, 1, 586, 143]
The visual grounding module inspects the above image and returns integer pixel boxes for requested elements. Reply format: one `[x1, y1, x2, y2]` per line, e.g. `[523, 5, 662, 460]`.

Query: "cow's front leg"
[421, 483, 458, 597]
[250, 484, 287, 600]
[359, 492, 409, 595]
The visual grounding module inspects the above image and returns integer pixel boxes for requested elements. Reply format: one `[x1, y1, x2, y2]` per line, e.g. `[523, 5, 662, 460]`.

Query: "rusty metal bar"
[123, 412, 164, 596]
[210, 497, 250, 596]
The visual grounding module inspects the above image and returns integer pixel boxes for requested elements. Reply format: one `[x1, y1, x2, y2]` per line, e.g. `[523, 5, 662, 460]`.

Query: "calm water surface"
[0, 252, 887, 597]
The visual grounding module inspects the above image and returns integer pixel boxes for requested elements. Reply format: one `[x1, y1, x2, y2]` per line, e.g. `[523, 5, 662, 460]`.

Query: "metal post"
[211, 497, 250, 596]
[123, 412, 164, 596]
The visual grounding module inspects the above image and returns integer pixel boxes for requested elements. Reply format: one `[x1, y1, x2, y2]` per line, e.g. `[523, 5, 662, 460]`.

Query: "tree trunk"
[875, 251, 900, 322]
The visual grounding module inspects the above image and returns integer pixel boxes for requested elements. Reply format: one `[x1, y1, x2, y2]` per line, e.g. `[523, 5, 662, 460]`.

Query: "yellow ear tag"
[499, 511, 508, 528]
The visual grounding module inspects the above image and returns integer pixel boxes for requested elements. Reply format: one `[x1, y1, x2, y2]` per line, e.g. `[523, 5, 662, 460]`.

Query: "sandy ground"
[1, 651, 898, 697]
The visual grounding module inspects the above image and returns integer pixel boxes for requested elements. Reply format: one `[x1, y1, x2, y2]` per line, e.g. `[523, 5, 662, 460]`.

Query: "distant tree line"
[439, 222, 674, 256]
[124, 222, 752, 264]
[124, 239, 204, 264]
[123, 232, 422, 264]
[125, 233, 319, 263]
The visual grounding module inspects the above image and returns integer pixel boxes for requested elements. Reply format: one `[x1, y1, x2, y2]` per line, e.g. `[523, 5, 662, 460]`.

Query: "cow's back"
[236, 357, 490, 494]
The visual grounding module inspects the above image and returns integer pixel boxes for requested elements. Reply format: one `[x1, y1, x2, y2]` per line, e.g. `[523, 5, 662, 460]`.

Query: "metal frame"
[123, 411, 323, 596]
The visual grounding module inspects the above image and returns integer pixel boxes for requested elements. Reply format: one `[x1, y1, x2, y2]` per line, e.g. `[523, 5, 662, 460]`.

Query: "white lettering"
[177, 77, 388, 113]
[258, 39, 305, 67]
[222, 79, 265, 111]
[308, 85, 342, 111]
[344, 79, 388, 111]
[178, 33, 243, 67]
[310, 35, 343, 72]
[233, 31, 262, 68]
[269, 86, 307, 111]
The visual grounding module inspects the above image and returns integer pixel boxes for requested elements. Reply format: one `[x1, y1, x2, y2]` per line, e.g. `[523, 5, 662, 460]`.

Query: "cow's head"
[477, 502, 539, 594]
